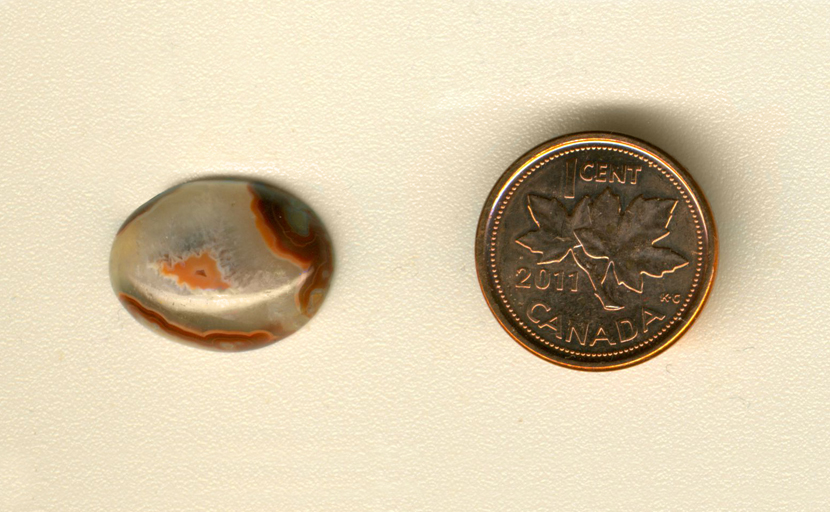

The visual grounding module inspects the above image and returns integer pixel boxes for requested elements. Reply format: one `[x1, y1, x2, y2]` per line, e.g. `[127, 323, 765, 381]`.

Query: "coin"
[475, 133, 717, 370]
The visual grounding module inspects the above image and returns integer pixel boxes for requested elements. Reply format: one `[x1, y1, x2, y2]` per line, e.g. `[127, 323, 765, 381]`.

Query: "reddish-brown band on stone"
[248, 185, 333, 316]
[118, 293, 279, 350]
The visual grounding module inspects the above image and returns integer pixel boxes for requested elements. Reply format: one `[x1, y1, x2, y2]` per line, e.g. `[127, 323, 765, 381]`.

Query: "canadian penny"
[475, 132, 717, 370]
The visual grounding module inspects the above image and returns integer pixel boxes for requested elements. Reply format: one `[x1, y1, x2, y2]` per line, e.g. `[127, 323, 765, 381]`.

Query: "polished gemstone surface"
[110, 179, 333, 351]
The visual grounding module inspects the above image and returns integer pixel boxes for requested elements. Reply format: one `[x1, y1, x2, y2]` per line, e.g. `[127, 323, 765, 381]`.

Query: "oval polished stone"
[110, 179, 334, 351]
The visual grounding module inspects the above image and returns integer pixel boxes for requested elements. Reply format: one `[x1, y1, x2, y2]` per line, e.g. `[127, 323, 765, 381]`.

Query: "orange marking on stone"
[248, 185, 334, 317]
[250, 200, 312, 270]
[118, 294, 280, 350]
[159, 251, 231, 291]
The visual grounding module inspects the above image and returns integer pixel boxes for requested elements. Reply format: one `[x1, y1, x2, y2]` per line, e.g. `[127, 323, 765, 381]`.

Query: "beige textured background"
[1, 1, 828, 511]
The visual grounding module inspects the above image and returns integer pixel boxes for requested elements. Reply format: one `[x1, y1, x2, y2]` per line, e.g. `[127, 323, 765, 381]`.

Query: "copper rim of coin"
[475, 132, 718, 371]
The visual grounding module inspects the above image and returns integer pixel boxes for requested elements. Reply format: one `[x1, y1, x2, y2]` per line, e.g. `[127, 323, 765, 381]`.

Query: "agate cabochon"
[110, 179, 333, 351]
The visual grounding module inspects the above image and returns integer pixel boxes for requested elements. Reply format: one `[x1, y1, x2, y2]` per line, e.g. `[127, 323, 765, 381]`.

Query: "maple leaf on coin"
[515, 195, 589, 263]
[574, 188, 689, 292]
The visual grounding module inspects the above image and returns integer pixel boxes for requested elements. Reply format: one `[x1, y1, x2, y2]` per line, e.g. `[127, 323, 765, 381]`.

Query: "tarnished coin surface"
[476, 133, 717, 370]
